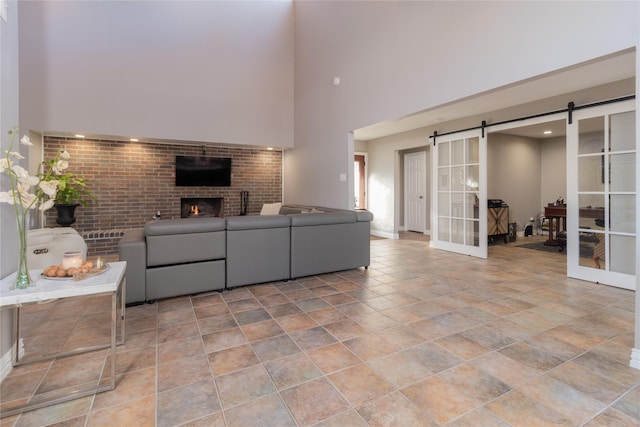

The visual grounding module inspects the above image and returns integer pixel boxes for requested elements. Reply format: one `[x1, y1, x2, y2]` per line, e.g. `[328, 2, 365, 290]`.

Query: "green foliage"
[53, 172, 95, 206]
[40, 148, 96, 207]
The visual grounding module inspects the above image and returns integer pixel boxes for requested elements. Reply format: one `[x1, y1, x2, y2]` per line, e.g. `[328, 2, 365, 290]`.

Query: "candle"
[96, 258, 103, 270]
[62, 251, 83, 270]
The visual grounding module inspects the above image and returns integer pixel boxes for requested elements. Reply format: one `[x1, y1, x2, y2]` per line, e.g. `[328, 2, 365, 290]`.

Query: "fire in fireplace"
[181, 198, 223, 218]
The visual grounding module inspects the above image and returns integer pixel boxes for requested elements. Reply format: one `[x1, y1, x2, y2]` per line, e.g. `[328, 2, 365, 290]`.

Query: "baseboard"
[370, 230, 398, 240]
[0, 338, 22, 382]
[630, 347, 640, 371]
[398, 228, 430, 236]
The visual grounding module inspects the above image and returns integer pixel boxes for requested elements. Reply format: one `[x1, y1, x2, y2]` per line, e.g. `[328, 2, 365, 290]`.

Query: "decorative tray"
[40, 263, 111, 281]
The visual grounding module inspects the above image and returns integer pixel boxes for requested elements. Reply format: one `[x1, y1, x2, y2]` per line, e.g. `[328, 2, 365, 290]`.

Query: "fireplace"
[181, 198, 223, 218]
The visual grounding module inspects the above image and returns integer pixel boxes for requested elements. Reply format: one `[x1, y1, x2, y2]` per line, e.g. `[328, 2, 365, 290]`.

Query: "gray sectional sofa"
[118, 205, 373, 304]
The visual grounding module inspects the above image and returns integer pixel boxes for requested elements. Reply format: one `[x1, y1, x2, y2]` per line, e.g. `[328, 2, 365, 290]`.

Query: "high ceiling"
[44, 50, 634, 145]
[354, 49, 636, 141]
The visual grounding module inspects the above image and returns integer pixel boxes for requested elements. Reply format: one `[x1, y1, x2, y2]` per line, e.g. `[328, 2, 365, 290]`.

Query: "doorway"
[354, 153, 367, 209]
[484, 100, 636, 291]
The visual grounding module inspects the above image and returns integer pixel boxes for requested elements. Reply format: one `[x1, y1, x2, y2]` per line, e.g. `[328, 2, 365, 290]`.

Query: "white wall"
[1, 0, 21, 379]
[289, 1, 638, 208]
[366, 128, 430, 237]
[541, 136, 567, 210]
[487, 133, 542, 232]
[354, 140, 367, 153]
[18, 1, 294, 148]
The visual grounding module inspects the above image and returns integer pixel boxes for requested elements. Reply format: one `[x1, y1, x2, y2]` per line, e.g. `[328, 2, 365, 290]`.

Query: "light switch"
[339, 173, 347, 182]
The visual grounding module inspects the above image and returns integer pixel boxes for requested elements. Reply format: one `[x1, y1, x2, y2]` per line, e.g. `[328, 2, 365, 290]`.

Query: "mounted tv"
[175, 156, 232, 187]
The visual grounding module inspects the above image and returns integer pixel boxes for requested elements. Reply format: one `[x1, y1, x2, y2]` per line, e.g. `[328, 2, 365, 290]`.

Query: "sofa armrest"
[118, 228, 146, 304]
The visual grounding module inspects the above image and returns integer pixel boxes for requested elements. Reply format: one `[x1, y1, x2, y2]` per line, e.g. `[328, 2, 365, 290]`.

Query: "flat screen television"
[175, 156, 232, 187]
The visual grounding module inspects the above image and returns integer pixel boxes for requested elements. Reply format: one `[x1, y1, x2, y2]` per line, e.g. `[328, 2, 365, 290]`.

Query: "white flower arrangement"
[0, 128, 62, 212]
[1, 127, 65, 288]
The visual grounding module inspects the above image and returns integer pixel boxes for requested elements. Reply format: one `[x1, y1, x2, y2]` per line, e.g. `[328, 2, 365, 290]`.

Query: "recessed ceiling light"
[543, 130, 552, 135]
[130, 138, 139, 142]
[75, 134, 85, 138]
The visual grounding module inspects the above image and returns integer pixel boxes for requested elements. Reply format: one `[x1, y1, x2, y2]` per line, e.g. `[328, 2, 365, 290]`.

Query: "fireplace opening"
[181, 198, 223, 218]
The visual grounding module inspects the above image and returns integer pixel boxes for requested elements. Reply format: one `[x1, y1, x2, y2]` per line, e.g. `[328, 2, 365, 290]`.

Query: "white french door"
[566, 100, 636, 290]
[431, 130, 487, 258]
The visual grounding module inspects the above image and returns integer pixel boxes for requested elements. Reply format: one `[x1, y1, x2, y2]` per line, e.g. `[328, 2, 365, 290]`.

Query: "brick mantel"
[43, 137, 282, 255]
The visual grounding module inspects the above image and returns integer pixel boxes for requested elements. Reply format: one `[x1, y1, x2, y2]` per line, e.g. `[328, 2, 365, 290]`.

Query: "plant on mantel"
[41, 152, 95, 207]
[40, 147, 96, 227]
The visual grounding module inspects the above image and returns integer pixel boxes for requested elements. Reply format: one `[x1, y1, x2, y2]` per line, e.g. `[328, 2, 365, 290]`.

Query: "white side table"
[0, 261, 126, 418]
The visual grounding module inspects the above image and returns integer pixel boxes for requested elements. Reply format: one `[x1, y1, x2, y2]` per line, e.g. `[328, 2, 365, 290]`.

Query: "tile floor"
[1, 234, 639, 426]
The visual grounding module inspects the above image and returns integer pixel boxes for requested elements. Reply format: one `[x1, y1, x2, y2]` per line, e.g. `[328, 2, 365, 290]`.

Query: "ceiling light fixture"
[267, 147, 274, 151]
[543, 130, 552, 135]
[75, 134, 85, 138]
[130, 138, 139, 142]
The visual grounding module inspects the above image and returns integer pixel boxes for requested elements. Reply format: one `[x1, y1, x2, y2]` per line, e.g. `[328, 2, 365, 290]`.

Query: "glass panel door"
[567, 101, 636, 290]
[431, 130, 486, 258]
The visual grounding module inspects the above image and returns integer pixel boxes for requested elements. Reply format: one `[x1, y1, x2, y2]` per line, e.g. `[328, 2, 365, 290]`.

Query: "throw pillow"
[260, 202, 282, 215]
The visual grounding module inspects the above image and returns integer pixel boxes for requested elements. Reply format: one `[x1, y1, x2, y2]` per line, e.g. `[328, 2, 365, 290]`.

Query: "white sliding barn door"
[567, 100, 636, 290]
[431, 130, 487, 258]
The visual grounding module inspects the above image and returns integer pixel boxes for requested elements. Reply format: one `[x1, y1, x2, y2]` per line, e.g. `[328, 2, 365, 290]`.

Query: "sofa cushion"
[145, 217, 226, 236]
[290, 221, 370, 278]
[145, 218, 226, 267]
[146, 259, 225, 300]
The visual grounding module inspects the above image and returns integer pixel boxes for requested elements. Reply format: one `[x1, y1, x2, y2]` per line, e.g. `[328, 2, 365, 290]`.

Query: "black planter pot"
[55, 203, 80, 227]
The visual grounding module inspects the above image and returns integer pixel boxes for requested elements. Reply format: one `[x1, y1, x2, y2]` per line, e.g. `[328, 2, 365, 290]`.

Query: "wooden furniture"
[543, 205, 605, 246]
[544, 205, 566, 246]
[488, 206, 509, 243]
[580, 207, 605, 221]
[0, 261, 126, 418]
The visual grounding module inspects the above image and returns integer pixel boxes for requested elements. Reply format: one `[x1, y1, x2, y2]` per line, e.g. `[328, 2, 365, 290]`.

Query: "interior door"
[354, 154, 366, 209]
[566, 100, 636, 290]
[431, 130, 487, 258]
[404, 151, 426, 232]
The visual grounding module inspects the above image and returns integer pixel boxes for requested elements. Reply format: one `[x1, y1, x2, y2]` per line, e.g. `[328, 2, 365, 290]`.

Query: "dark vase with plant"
[41, 149, 96, 227]
[54, 203, 80, 226]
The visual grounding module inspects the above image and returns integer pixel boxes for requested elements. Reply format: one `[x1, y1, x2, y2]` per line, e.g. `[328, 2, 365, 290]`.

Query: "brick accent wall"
[43, 137, 283, 256]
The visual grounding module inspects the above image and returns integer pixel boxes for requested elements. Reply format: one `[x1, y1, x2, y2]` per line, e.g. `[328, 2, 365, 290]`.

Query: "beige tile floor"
[1, 234, 639, 426]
